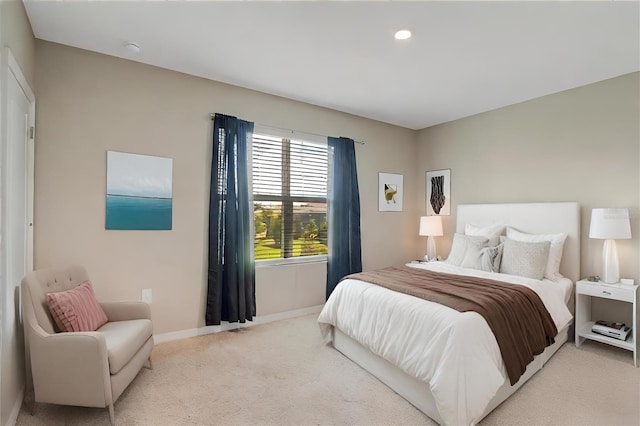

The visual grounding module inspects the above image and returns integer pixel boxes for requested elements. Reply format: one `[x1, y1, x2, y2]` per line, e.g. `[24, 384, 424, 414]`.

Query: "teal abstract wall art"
[106, 151, 173, 230]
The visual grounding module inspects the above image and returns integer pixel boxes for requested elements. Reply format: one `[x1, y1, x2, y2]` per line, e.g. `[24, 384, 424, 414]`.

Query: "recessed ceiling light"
[124, 42, 141, 54]
[394, 30, 412, 40]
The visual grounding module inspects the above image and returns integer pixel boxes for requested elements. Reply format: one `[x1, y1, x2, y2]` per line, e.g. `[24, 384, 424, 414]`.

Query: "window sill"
[255, 255, 328, 268]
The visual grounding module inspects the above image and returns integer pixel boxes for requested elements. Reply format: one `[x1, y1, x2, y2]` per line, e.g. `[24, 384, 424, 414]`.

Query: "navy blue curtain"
[326, 137, 362, 299]
[206, 114, 256, 325]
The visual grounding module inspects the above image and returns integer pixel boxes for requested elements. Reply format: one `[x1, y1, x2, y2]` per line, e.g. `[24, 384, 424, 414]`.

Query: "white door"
[6, 61, 30, 309]
[0, 50, 34, 424]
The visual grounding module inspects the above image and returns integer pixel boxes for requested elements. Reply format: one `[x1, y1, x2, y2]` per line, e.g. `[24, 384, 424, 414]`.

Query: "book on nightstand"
[591, 320, 631, 341]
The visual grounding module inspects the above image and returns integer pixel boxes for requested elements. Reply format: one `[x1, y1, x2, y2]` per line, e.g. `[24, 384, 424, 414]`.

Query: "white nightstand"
[575, 279, 638, 367]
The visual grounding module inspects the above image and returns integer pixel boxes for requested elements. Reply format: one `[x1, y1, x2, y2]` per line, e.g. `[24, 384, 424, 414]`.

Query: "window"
[252, 130, 329, 261]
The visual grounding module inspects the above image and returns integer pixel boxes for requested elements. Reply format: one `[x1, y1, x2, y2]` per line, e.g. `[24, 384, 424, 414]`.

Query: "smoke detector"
[124, 42, 141, 54]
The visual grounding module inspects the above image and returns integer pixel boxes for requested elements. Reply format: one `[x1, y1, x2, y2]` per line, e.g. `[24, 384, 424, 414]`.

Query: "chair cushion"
[97, 319, 153, 374]
[46, 281, 108, 332]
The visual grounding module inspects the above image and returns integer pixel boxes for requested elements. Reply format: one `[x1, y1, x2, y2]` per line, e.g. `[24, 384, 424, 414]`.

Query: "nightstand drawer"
[577, 283, 635, 303]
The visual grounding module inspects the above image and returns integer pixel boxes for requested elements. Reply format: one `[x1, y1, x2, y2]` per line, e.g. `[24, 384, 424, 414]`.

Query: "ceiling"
[23, 1, 640, 130]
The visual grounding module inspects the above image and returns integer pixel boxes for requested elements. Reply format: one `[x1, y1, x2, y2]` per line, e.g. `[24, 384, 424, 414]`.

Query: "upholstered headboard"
[456, 202, 580, 283]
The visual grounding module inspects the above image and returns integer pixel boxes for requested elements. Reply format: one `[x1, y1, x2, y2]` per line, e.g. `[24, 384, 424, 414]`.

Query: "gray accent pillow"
[481, 243, 504, 272]
[499, 239, 551, 280]
[446, 233, 489, 266]
[461, 242, 504, 272]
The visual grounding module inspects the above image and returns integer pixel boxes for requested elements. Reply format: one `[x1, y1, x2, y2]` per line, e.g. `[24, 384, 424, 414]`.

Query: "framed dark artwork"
[426, 169, 450, 216]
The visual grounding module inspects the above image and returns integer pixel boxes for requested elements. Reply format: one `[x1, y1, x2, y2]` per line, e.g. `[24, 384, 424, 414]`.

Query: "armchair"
[21, 265, 154, 424]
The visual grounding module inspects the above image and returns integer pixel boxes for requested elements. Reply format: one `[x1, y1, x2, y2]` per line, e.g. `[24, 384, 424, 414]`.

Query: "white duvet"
[317, 262, 573, 426]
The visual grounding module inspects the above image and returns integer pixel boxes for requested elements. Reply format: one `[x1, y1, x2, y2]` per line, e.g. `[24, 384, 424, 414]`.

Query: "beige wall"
[416, 72, 640, 322]
[1, 0, 35, 88]
[0, 0, 35, 424]
[256, 261, 326, 316]
[34, 41, 418, 335]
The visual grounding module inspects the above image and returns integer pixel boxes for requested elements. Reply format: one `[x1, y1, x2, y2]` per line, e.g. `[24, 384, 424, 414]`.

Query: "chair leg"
[108, 404, 115, 425]
[144, 356, 153, 370]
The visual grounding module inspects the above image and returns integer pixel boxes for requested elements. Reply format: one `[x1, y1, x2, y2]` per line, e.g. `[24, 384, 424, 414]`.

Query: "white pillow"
[499, 239, 550, 280]
[506, 227, 568, 280]
[446, 233, 489, 266]
[465, 223, 505, 247]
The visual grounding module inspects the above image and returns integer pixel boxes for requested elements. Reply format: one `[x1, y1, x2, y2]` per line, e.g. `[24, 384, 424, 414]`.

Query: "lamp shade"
[589, 208, 631, 240]
[419, 216, 443, 237]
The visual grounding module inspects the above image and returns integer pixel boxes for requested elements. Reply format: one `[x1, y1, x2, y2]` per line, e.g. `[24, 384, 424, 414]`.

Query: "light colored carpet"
[16, 314, 640, 425]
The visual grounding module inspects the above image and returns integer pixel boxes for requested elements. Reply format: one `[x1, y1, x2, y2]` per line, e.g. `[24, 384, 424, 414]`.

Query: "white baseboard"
[153, 304, 323, 345]
[6, 384, 25, 426]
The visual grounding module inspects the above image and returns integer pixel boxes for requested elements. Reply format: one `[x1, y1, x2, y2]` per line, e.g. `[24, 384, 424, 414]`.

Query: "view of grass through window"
[254, 202, 328, 259]
[252, 132, 329, 260]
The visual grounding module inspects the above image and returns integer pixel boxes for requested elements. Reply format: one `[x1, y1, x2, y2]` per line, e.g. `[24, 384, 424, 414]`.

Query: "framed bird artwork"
[378, 172, 403, 212]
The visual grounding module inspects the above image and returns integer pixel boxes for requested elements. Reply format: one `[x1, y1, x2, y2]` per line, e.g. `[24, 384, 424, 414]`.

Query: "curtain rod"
[209, 113, 365, 145]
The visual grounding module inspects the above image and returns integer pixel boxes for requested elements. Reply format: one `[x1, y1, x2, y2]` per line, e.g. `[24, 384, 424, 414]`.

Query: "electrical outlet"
[142, 289, 152, 304]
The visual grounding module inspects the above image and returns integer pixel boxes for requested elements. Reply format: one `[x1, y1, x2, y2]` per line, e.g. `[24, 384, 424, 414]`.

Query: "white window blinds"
[252, 132, 328, 260]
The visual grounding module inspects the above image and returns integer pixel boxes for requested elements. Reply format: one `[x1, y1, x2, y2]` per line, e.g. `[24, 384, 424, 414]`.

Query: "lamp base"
[424, 236, 437, 262]
[601, 239, 620, 284]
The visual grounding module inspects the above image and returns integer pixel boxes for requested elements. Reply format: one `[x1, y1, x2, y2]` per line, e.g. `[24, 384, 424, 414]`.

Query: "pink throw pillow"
[47, 281, 108, 332]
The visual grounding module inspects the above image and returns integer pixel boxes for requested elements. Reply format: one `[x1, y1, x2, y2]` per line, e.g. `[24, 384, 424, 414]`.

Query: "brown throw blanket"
[344, 266, 557, 385]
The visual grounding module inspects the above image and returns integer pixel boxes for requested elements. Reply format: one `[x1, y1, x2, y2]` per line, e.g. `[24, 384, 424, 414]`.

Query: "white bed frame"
[332, 202, 580, 425]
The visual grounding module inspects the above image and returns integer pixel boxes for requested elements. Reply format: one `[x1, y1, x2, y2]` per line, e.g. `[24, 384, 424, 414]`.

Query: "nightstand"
[575, 279, 638, 367]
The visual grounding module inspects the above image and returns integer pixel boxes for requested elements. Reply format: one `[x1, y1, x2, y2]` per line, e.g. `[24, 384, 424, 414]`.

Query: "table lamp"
[419, 216, 443, 261]
[589, 208, 631, 284]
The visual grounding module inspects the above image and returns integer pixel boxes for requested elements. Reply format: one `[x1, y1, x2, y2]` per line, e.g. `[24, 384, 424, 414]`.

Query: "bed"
[318, 202, 580, 425]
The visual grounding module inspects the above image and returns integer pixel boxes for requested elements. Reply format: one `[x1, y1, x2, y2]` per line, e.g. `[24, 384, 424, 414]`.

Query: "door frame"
[6, 48, 35, 270]
[0, 46, 36, 424]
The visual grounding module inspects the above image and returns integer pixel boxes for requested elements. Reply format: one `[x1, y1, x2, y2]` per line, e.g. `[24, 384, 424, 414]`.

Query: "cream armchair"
[21, 265, 154, 424]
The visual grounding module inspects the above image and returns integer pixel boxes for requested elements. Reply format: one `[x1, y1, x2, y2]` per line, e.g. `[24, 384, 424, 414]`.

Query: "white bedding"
[317, 262, 573, 426]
